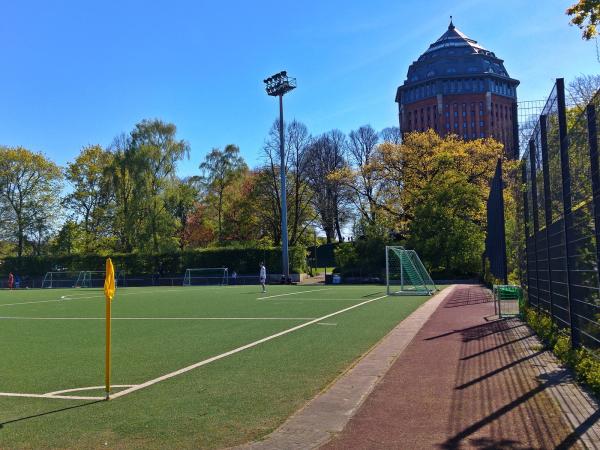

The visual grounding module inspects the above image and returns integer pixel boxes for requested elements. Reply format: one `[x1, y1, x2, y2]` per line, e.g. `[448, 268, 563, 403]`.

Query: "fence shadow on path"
[439, 312, 600, 449]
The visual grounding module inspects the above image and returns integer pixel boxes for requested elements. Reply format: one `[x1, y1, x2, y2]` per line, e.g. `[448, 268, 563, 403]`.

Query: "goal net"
[41, 271, 81, 288]
[75, 270, 125, 288]
[386, 246, 437, 296]
[183, 268, 229, 286]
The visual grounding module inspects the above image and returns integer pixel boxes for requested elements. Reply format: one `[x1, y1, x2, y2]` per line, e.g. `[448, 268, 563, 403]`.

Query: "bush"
[334, 238, 389, 278]
[0, 246, 307, 276]
[524, 307, 600, 398]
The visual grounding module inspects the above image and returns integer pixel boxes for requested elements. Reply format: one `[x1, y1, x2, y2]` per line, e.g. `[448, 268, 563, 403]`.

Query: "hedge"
[0, 246, 307, 277]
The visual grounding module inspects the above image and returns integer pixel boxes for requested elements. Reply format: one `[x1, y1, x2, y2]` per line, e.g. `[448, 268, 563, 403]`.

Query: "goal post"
[386, 246, 437, 296]
[75, 270, 125, 288]
[41, 271, 81, 289]
[183, 268, 229, 286]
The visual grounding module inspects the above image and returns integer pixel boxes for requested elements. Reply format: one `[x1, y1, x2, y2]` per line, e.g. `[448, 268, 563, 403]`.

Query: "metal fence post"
[522, 163, 537, 309]
[556, 78, 578, 348]
[586, 103, 600, 288]
[539, 114, 555, 321]
[529, 140, 542, 310]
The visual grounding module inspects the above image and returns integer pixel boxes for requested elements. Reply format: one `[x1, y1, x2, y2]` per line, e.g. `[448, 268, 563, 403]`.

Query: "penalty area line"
[257, 288, 330, 300]
[110, 293, 388, 400]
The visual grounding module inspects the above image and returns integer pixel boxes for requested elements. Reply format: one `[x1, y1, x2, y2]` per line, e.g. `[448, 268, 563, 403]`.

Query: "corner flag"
[104, 258, 116, 399]
[104, 258, 115, 301]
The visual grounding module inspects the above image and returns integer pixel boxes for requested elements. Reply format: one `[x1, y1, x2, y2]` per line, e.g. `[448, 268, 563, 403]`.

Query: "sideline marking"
[257, 288, 330, 300]
[110, 293, 388, 400]
[317, 322, 337, 326]
[0, 286, 215, 307]
[0, 316, 316, 321]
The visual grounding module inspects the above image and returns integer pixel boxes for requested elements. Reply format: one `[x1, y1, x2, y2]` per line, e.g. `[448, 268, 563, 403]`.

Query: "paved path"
[323, 284, 600, 449]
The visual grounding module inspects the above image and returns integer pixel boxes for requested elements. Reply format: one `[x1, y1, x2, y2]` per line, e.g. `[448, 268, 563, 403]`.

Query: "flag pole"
[105, 294, 111, 400]
[104, 258, 115, 400]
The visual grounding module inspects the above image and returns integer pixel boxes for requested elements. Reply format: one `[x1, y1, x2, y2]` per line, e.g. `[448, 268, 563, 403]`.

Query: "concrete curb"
[236, 285, 457, 450]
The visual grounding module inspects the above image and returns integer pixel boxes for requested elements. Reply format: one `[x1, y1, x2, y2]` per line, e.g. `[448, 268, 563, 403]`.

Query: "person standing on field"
[259, 262, 266, 293]
[8, 272, 14, 290]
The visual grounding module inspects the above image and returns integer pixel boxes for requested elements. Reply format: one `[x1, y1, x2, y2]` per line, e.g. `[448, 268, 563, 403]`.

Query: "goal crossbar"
[183, 268, 229, 286]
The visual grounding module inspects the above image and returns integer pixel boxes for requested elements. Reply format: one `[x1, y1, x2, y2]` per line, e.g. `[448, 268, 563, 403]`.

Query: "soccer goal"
[75, 270, 125, 288]
[385, 246, 437, 296]
[41, 271, 81, 288]
[183, 268, 229, 286]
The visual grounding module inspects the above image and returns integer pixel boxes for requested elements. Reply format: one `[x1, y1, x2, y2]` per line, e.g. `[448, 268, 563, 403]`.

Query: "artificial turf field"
[0, 284, 436, 449]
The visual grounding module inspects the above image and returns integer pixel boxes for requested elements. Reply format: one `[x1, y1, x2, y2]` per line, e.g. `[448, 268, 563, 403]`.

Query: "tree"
[0, 146, 62, 258]
[165, 177, 200, 250]
[345, 125, 382, 229]
[262, 119, 315, 246]
[380, 126, 402, 144]
[108, 133, 139, 252]
[407, 172, 485, 275]
[306, 130, 351, 242]
[199, 145, 247, 243]
[567, 73, 600, 107]
[567, 0, 600, 40]
[129, 119, 190, 252]
[51, 220, 82, 255]
[63, 145, 114, 253]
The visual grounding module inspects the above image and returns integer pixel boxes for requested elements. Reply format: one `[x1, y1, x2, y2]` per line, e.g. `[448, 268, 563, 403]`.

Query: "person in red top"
[8, 272, 14, 289]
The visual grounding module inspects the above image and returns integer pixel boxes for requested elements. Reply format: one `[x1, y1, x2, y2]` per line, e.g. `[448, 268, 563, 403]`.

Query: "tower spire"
[449, 16, 455, 30]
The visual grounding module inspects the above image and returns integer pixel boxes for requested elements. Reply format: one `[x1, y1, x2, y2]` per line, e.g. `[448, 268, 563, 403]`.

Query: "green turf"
[0, 284, 437, 449]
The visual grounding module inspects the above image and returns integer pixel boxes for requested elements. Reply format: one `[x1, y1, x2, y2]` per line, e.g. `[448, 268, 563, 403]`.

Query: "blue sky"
[0, 0, 597, 177]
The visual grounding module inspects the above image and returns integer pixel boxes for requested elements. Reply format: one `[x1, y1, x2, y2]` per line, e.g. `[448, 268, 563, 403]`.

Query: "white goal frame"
[183, 268, 229, 286]
[75, 270, 125, 288]
[41, 271, 81, 289]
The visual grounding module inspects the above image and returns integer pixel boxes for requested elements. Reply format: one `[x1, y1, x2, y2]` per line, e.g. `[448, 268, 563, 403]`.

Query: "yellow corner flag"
[104, 258, 116, 399]
[104, 258, 115, 301]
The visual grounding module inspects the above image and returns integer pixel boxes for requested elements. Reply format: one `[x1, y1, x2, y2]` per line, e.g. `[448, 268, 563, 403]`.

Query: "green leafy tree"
[108, 133, 139, 252]
[407, 173, 484, 275]
[165, 177, 200, 250]
[63, 144, 114, 253]
[199, 145, 247, 243]
[130, 119, 190, 252]
[0, 146, 62, 258]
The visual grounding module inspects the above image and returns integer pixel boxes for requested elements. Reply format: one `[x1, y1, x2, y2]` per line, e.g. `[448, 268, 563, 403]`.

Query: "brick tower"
[395, 19, 520, 158]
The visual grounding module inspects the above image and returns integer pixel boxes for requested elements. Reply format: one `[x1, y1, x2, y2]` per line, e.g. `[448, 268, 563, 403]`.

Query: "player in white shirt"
[259, 262, 266, 293]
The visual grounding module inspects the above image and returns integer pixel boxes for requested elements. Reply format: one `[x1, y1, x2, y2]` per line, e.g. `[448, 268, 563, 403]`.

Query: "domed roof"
[403, 20, 515, 84]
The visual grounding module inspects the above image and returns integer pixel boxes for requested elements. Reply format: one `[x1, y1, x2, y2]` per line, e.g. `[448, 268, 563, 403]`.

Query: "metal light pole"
[264, 71, 296, 282]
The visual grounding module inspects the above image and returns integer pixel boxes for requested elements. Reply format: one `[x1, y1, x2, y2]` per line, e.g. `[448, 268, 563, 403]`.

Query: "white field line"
[0, 385, 136, 401]
[317, 322, 337, 326]
[0, 286, 228, 308]
[271, 298, 378, 301]
[110, 293, 388, 400]
[0, 316, 316, 321]
[46, 385, 136, 396]
[257, 288, 330, 300]
[0, 392, 105, 401]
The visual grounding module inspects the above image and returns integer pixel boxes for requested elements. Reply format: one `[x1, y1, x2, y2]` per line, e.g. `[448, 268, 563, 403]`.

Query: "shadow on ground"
[440, 288, 599, 449]
[0, 400, 102, 429]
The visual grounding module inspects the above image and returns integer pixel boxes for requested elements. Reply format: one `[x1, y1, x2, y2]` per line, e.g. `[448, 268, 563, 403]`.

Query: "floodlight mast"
[264, 71, 296, 282]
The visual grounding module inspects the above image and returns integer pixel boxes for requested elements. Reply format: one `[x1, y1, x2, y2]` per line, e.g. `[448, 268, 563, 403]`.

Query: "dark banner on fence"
[485, 158, 508, 283]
